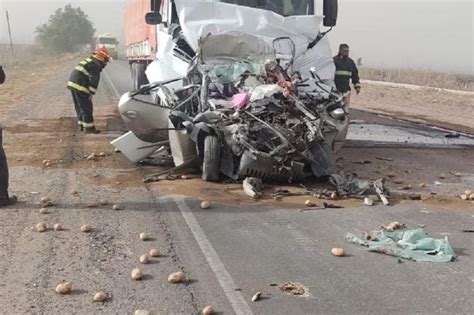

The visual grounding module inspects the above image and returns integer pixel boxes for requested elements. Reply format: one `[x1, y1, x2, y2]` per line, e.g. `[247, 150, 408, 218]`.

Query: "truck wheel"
[202, 136, 220, 182]
[132, 62, 149, 90]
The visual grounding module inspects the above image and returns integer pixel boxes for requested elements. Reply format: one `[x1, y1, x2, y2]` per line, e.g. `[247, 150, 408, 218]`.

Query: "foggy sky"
[1, 0, 473, 74]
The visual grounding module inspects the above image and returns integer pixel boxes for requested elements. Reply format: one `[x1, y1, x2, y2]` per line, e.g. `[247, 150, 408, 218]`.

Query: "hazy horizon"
[1, 0, 473, 74]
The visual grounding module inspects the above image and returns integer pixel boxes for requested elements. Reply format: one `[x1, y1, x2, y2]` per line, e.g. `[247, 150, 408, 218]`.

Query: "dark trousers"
[71, 90, 94, 126]
[0, 128, 9, 199]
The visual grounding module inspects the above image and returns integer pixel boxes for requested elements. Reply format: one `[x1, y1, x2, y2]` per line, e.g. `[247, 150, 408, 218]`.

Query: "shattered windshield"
[219, 0, 314, 16]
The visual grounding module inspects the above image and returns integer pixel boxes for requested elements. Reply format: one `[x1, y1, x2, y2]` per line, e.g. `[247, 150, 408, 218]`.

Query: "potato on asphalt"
[55, 282, 72, 294]
[168, 271, 185, 283]
[131, 268, 143, 280]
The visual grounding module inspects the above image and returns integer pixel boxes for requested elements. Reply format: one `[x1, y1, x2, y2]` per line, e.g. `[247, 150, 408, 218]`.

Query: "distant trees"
[35, 5, 95, 53]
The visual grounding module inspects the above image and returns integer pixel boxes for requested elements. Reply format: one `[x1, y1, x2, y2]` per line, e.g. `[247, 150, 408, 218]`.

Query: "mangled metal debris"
[115, 28, 349, 187]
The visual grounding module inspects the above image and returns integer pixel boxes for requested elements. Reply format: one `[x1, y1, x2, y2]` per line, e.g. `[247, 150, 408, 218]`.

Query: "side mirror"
[145, 11, 162, 25]
[323, 0, 338, 27]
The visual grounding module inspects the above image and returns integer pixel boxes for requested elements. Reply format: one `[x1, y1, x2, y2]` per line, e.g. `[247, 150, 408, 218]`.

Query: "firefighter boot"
[0, 195, 17, 207]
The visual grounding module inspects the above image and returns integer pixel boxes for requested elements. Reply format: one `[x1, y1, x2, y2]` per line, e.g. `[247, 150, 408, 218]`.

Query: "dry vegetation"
[360, 67, 474, 92]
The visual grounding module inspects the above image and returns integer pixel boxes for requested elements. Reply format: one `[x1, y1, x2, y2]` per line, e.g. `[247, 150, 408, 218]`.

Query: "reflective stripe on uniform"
[82, 122, 95, 128]
[67, 81, 90, 94]
[335, 70, 352, 76]
[77, 121, 83, 126]
[89, 87, 97, 94]
[79, 58, 93, 66]
[75, 65, 90, 77]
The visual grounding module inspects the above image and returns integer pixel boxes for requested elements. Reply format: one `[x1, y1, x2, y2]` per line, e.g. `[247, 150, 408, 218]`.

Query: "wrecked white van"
[113, 0, 348, 182]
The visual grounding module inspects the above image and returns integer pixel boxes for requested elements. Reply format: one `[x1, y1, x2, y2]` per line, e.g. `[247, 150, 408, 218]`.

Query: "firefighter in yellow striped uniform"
[67, 47, 111, 133]
[333, 43, 361, 108]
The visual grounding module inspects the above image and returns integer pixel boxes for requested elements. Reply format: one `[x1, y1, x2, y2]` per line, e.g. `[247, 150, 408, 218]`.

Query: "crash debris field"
[0, 56, 473, 314]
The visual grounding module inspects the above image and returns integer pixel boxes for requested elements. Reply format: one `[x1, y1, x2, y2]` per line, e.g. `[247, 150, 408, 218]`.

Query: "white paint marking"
[103, 69, 121, 99]
[174, 198, 253, 315]
[105, 71, 253, 315]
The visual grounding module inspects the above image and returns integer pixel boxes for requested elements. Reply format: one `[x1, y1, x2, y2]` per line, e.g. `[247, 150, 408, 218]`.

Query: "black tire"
[202, 136, 220, 182]
[131, 62, 149, 90]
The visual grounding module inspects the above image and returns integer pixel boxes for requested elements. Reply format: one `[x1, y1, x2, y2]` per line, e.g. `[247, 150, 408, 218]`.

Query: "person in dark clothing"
[67, 47, 111, 133]
[0, 65, 18, 207]
[333, 44, 361, 107]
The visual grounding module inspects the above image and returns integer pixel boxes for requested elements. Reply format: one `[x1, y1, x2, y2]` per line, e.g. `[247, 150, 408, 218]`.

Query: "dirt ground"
[352, 83, 474, 134]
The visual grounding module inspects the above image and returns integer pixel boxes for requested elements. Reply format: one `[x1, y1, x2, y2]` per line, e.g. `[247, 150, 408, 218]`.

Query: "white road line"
[174, 199, 253, 315]
[105, 72, 252, 314]
[103, 69, 121, 99]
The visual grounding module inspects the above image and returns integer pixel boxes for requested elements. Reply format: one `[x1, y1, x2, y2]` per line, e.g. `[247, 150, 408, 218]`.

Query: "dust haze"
[1, 0, 472, 74]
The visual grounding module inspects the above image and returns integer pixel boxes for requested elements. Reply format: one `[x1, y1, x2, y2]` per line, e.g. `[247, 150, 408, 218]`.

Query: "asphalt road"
[0, 59, 472, 315]
[103, 61, 474, 314]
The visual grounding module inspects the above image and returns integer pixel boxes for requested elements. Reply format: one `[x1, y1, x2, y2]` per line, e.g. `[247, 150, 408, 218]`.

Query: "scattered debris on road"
[80, 225, 92, 233]
[139, 233, 150, 241]
[131, 268, 143, 280]
[346, 227, 455, 262]
[93, 291, 107, 302]
[134, 310, 151, 315]
[149, 248, 160, 257]
[280, 282, 306, 296]
[251, 291, 262, 302]
[39, 207, 48, 214]
[202, 305, 215, 315]
[200, 201, 210, 209]
[36, 222, 47, 232]
[53, 223, 62, 231]
[55, 282, 72, 294]
[139, 254, 149, 264]
[331, 247, 345, 257]
[381, 221, 405, 231]
[168, 271, 185, 284]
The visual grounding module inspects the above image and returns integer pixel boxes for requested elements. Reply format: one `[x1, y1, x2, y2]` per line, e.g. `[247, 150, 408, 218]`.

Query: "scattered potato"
[55, 282, 72, 294]
[139, 233, 150, 241]
[134, 310, 151, 315]
[53, 224, 62, 231]
[419, 183, 426, 188]
[86, 154, 96, 161]
[131, 268, 143, 280]
[331, 247, 345, 257]
[200, 201, 210, 209]
[168, 271, 185, 283]
[460, 194, 468, 201]
[438, 174, 446, 179]
[454, 172, 461, 177]
[98, 152, 106, 157]
[202, 305, 215, 315]
[251, 292, 262, 302]
[149, 249, 160, 257]
[45, 162, 52, 167]
[99, 200, 108, 206]
[42, 159, 51, 165]
[330, 192, 338, 200]
[39, 208, 49, 214]
[139, 255, 149, 264]
[464, 190, 472, 196]
[80, 225, 92, 233]
[40, 196, 50, 204]
[93, 291, 107, 302]
[36, 223, 47, 232]
[470, 193, 474, 201]
[87, 202, 98, 208]
[112, 204, 120, 211]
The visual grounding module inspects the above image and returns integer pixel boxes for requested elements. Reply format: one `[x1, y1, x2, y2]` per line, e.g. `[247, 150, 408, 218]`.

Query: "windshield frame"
[218, 0, 315, 16]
